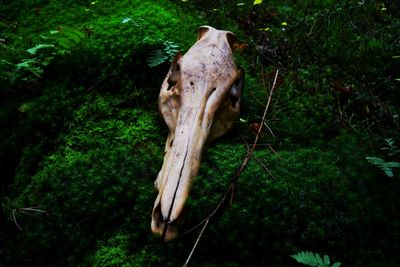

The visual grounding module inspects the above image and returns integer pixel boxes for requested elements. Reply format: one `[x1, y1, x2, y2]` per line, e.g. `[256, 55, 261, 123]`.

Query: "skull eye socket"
[229, 70, 244, 108]
[167, 78, 177, 91]
[166, 59, 180, 91]
[229, 90, 239, 107]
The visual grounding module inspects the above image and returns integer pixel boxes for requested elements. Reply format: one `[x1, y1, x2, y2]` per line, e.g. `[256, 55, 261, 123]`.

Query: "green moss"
[5, 106, 163, 265]
[2, 0, 400, 266]
[92, 233, 130, 267]
[205, 144, 375, 265]
[5, 89, 380, 265]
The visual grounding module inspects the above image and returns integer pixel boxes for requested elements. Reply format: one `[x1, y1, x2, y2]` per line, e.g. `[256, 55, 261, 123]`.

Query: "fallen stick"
[181, 69, 280, 266]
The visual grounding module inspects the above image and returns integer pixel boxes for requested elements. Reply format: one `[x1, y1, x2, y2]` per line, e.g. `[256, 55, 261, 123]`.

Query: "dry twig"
[12, 207, 48, 231]
[182, 218, 209, 267]
[242, 136, 276, 181]
[181, 70, 280, 266]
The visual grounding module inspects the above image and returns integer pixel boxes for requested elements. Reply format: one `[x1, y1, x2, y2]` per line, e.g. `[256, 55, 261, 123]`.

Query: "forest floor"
[1, 0, 399, 266]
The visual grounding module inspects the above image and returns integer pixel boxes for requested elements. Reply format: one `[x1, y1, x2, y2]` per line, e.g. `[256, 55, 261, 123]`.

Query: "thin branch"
[247, 143, 272, 146]
[87, 72, 114, 91]
[12, 209, 22, 231]
[182, 218, 209, 267]
[246, 144, 282, 160]
[263, 121, 275, 137]
[242, 137, 276, 181]
[254, 156, 276, 180]
[267, 144, 282, 159]
[19, 207, 48, 214]
[11, 207, 48, 231]
[181, 70, 280, 266]
[252, 70, 279, 148]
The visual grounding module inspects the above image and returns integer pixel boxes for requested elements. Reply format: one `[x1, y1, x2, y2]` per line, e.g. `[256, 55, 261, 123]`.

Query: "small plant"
[381, 138, 400, 157]
[366, 157, 400, 177]
[4, 28, 85, 85]
[366, 138, 400, 177]
[291, 251, 341, 267]
[147, 40, 180, 67]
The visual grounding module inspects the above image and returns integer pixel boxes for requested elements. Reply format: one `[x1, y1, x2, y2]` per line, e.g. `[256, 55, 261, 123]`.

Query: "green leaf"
[253, 0, 262, 5]
[386, 162, 400, 168]
[315, 253, 323, 265]
[147, 41, 179, 67]
[27, 44, 54, 55]
[62, 29, 84, 43]
[0, 59, 13, 66]
[291, 251, 319, 266]
[18, 102, 33, 112]
[366, 156, 400, 177]
[331, 263, 341, 267]
[15, 59, 44, 78]
[58, 37, 72, 49]
[323, 255, 330, 265]
[291, 251, 340, 267]
[381, 138, 400, 156]
[121, 17, 132, 23]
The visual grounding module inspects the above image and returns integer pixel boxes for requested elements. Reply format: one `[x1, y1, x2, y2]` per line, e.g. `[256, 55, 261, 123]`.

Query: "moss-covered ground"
[1, 0, 399, 266]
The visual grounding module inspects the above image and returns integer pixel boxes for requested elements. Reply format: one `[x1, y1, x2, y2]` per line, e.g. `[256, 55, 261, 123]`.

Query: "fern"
[147, 40, 179, 67]
[366, 138, 400, 177]
[27, 44, 55, 55]
[291, 251, 341, 267]
[16, 59, 44, 78]
[366, 156, 400, 177]
[381, 138, 400, 157]
[12, 28, 84, 83]
[49, 28, 84, 55]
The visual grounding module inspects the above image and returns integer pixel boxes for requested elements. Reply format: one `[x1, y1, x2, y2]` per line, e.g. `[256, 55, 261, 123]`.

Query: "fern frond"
[291, 251, 324, 266]
[291, 251, 341, 267]
[147, 49, 169, 68]
[366, 156, 400, 177]
[27, 44, 55, 55]
[147, 41, 179, 67]
[381, 138, 400, 156]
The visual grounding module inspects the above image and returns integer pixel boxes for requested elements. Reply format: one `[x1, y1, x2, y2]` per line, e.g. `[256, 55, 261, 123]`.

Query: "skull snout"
[151, 106, 208, 240]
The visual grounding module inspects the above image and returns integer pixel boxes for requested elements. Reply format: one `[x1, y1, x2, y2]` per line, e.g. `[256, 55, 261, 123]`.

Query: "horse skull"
[151, 26, 244, 241]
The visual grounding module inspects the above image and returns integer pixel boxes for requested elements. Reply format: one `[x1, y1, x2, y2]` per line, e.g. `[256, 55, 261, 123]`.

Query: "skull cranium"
[151, 26, 244, 241]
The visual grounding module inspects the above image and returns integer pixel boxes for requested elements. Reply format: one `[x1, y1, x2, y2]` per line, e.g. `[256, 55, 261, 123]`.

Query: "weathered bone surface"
[151, 26, 244, 241]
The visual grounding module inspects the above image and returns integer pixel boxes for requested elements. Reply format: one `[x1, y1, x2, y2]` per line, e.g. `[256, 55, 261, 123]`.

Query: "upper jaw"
[151, 105, 210, 240]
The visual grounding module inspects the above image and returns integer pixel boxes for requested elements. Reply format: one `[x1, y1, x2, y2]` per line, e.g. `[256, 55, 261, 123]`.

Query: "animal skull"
[151, 26, 244, 241]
